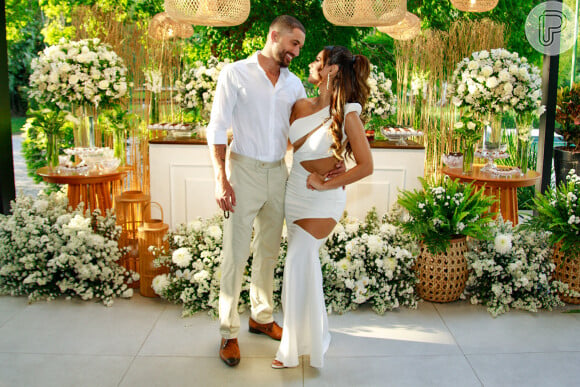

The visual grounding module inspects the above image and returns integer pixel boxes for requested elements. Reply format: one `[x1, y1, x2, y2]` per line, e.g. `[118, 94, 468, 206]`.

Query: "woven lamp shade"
[115, 190, 151, 286]
[164, 0, 250, 26]
[377, 12, 421, 41]
[138, 203, 170, 298]
[450, 0, 498, 13]
[323, 0, 407, 27]
[149, 12, 193, 40]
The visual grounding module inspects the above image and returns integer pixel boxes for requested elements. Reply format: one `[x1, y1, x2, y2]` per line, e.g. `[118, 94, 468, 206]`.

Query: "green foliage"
[6, 1, 45, 114]
[522, 170, 580, 256]
[397, 176, 496, 254]
[198, 0, 365, 79]
[496, 130, 538, 210]
[453, 109, 484, 147]
[555, 83, 580, 147]
[99, 105, 141, 137]
[21, 111, 75, 184]
[10, 116, 27, 134]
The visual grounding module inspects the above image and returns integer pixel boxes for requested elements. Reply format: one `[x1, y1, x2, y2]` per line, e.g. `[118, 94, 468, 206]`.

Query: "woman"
[273, 46, 374, 369]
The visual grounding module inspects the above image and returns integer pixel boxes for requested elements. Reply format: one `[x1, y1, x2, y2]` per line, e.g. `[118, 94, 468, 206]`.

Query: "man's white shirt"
[206, 51, 307, 162]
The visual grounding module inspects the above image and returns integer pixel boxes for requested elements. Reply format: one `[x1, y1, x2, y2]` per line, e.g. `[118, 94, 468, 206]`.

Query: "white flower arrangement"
[29, 38, 128, 109]
[364, 65, 397, 120]
[144, 68, 163, 94]
[464, 221, 567, 317]
[321, 209, 419, 315]
[174, 57, 230, 123]
[0, 191, 137, 306]
[152, 208, 419, 318]
[151, 214, 226, 317]
[448, 48, 545, 118]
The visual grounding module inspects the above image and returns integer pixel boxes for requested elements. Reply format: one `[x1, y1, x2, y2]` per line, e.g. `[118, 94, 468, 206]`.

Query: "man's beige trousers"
[219, 152, 288, 339]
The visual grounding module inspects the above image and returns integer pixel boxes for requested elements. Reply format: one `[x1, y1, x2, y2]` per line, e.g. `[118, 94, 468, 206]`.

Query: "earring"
[326, 73, 330, 91]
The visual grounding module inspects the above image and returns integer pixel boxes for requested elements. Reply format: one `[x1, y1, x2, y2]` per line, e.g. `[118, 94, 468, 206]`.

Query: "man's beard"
[275, 48, 292, 68]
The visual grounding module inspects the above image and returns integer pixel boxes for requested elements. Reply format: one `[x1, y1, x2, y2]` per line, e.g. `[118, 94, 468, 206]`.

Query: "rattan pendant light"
[322, 0, 407, 27]
[450, 0, 498, 13]
[164, 0, 250, 27]
[149, 12, 194, 40]
[377, 12, 421, 41]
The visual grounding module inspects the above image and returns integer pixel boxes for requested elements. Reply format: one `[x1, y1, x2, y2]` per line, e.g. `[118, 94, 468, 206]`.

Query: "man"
[206, 15, 307, 367]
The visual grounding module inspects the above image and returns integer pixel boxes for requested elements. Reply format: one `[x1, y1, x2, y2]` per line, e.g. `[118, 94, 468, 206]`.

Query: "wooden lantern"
[115, 190, 151, 284]
[138, 203, 170, 298]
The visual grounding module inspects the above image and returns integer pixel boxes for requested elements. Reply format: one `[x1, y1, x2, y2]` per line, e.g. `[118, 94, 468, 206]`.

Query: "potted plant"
[555, 84, 580, 187]
[397, 176, 496, 302]
[523, 169, 580, 303]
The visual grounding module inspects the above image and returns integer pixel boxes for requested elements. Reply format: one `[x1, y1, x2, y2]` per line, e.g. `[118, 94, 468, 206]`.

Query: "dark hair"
[270, 15, 306, 34]
[322, 46, 371, 160]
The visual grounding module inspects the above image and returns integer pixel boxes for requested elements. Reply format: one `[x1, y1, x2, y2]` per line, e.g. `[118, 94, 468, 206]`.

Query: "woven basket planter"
[552, 243, 580, 304]
[415, 236, 468, 302]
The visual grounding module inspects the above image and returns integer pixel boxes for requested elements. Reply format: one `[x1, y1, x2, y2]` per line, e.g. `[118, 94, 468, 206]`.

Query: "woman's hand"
[325, 160, 346, 179]
[306, 172, 326, 191]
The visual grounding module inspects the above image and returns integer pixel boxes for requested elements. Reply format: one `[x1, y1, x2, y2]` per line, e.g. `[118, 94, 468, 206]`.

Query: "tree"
[199, 0, 365, 79]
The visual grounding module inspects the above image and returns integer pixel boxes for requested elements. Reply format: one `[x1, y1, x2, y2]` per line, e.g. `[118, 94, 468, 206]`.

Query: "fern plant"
[397, 176, 496, 254]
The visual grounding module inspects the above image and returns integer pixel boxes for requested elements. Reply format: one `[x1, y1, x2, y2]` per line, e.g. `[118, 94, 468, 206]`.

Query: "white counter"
[149, 138, 425, 229]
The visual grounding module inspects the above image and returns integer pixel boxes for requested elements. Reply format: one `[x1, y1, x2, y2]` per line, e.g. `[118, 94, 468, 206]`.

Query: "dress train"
[275, 223, 330, 368]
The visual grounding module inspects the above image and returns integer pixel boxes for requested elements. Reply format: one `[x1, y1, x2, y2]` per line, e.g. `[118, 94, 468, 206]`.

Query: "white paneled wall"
[150, 143, 425, 229]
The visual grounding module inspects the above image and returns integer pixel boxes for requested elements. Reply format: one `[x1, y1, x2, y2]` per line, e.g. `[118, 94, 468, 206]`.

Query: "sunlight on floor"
[331, 325, 455, 345]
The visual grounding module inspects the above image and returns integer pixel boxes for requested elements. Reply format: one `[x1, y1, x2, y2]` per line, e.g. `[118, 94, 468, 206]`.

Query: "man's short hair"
[270, 15, 305, 34]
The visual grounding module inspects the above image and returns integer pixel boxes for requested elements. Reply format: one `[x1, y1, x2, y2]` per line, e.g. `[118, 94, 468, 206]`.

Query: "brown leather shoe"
[219, 338, 240, 367]
[249, 318, 283, 341]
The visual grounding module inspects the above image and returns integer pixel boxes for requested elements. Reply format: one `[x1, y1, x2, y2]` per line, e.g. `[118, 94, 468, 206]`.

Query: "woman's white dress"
[275, 103, 362, 368]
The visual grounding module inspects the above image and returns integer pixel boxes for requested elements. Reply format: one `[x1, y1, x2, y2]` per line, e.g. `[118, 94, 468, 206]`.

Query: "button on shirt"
[206, 52, 307, 162]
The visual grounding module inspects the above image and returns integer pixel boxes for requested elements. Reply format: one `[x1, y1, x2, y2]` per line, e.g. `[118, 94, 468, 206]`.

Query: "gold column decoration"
[377, 11, 421, 41]
[149, 12, 194, 40]
[164, 0, 250, 26]
[322, 0, 406, 27]
[450, 0, 499, 13]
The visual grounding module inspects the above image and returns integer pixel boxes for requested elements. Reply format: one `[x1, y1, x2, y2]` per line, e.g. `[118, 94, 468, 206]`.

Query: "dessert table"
[442, 165, 541, 225]
[37, 166, 128, 214]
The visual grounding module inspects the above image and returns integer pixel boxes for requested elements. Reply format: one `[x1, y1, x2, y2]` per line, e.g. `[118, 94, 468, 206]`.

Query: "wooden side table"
[442, 165, 541, 225]
[37, 166, 128, 214]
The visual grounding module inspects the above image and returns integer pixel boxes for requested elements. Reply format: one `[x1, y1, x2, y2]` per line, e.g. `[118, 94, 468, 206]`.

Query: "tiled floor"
[1, 294, 579, 387]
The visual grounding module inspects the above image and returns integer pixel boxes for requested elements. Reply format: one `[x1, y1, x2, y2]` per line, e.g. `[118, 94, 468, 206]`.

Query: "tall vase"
[482, 112, 503, 151]
[114, 130, 126, 166]
[515, 114, 534, 174]
[462, 142, 475, 173]
[76, 105, 95, 148]
[46, 132, 59, 169]
[150, 93, 160, 124]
